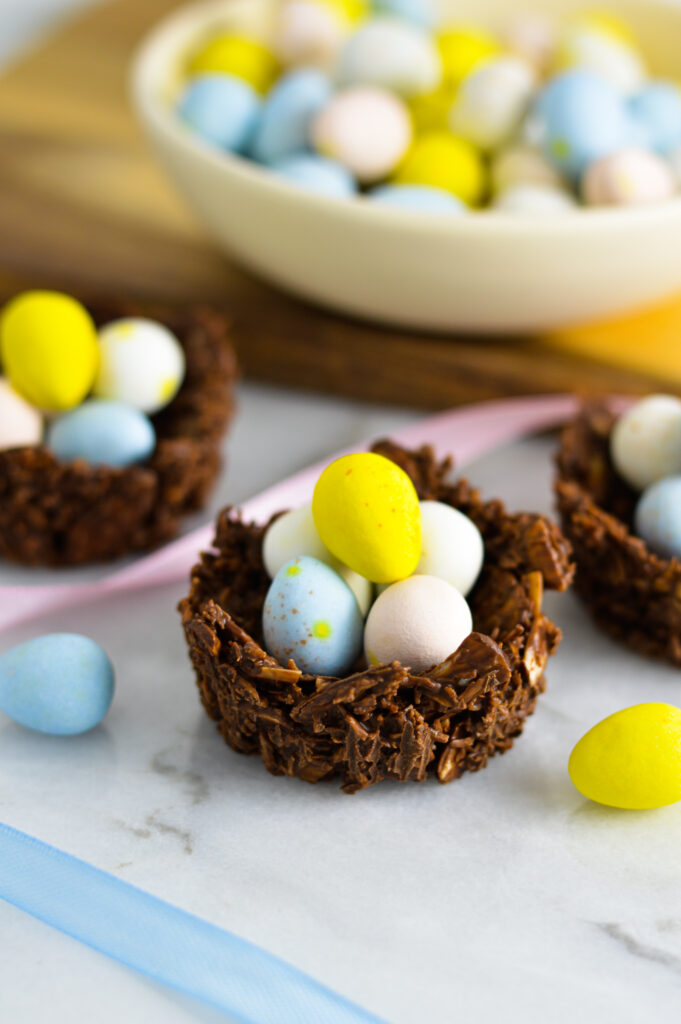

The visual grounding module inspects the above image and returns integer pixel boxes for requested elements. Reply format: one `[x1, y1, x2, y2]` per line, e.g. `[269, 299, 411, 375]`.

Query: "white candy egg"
[94, 318, 186, 415]
[273, 0, 348, 68]
[492, 183, 577, 215]
[610, 395, 681, 491]
[556, 28, 646, 96]
[416, 501, 484, 596]
[582, 148, 676, 206]
[0, 377, 43, 451]
[364, 574, 472, 672]
[448, 56, 536, 152]
[337, 16, 442, 97]
[312, 87, 412, 183]
[491, 143, 566, 195]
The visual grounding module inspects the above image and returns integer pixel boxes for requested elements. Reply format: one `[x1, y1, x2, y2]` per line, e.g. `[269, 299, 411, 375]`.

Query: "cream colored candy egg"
[312, 87, 412, 183]
[582, 148, 676, 206]
[416, 501, 483, 596]
[337, 15, 442, 97]
[0, 377, 43, 451]
[364, 575, 472, 672]
[491, 143, 565, 195]
[610, 394, 681, 491]
[504, 14, 556, 75]
[670, 146, 681, 187]
[448, 56, 536, 152]
[555, 27, 646, 96]
[94, 318, 186, 415]
[493, 183, 577, 215]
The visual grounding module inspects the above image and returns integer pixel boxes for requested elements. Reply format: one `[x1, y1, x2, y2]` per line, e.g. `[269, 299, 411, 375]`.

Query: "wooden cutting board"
[0, 0, 680, 409]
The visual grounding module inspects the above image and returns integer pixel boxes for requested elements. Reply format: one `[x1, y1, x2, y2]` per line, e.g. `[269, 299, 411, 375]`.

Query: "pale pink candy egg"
[582, 148, 676, 206]
[504, 14, 556, 75]
[273, 0, 346, 68]
[311, 87, 412, 183]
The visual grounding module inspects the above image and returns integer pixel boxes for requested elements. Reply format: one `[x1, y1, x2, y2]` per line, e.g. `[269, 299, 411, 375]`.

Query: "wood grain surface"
[0, 0, 678, 409]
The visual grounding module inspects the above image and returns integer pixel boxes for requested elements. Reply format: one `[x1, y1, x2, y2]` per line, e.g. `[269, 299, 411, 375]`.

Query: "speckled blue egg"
[635, 476, 681, 560]
[629, 83, 681, 156]
[536, 70, 633, 178]
[263, 556, 363, 676]
[372, 0, 436, 30]
[178, 73, 260, 152]
[269, 153, 357, 197]
[47, 399, 156, 468]
[0, 633, 115, 736]
[369, 184, 465, 213]
[251, 68, 332, 163]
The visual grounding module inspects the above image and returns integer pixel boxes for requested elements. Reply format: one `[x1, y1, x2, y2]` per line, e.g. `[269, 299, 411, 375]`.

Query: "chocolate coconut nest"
[556, 400, 681, 665]
[0, 301, 237, 566]
[180, 441, 574, 793]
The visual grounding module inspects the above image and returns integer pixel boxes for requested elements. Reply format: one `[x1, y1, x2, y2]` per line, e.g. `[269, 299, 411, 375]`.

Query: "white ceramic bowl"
[131, 0, 681, 333]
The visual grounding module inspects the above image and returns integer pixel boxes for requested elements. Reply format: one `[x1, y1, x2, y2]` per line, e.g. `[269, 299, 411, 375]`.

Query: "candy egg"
[272, 0, 360, 68]
[554, 26, 646, 96]
[250, 68, 332, 163]
[177, 74, 261, 152]
[312, 451, 421, 584]
[368, 184, 465, 214]
[0, 377, 43, 451]
[373, 0, 436, 30]
[629, 82, 681, 156]
[504, 14, 556, 75]
[416, 501, 484, 595]
[263, 556, 363, 676]
[491, 143, 566, 195]
[493, 183, 577, 216]
[448, 56, 536, 152]
[269, 153, 357, 196]
[337, 16, 442, 97]
[188, 34, 278, 94]
[394, 131, 486, 205]
[671, 145, 681, 186]
[568, 703, 681, 809]
[409, 84, 456, 132]
[0, 633, 115, 736]
[0, 291, 98, 413]
[94, 318, 186, 414]
[582, 147, 676, 206]
[364, 575, 472, 672]
[610, 394, 681, 491]
[312, 87, 412, 183]
[47, 399, 156, 468]
[437, 26, 499, 88]
[634, 476, 681, 560]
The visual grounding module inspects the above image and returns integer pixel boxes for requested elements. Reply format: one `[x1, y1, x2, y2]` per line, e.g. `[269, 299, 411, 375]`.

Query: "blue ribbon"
[0, 822, 389, 1024]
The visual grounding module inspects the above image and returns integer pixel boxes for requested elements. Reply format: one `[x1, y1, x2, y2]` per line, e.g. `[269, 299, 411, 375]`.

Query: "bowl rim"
[130, 0, 681, 239]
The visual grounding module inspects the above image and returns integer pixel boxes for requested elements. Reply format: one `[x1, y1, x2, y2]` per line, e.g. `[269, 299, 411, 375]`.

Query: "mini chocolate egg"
[0, 291, 98, 413]
[337, 16, 442, 97]
[610, 394, 681, 491]
[273, 0, 356, 68]
[364, 574, 472, 672]
[48, 399, 156, 468]
[178, 74, 261, 152]
[373, 0, 436, 30]
[269, 153, 357, 196]
[263, 556, 363, 676]
[568, 703, 681, 809]
[493, 183, 577, 216]
[437, 26, 500, 88]
[94, 318, 186, 414]
[416, 501, 483, 596]
[0, 633, 114, 736]
[504, 14, 556, 75]
[312, 451, 421, 584]
[250, 68, 332, 163]
[448, 55, 536, 152]
[582, 148, 676, 206]
[188, 34, 278, 93]
[369, 184, 465, 214]
[629, 82, 681, 156]
[491, 143, 566, 195]
[312, 87, 411, 183]
[554, 26, 646, 96]
[394, 130, 486, 205]
[634, 476, 681, 560]
[0, 377, 43, 451]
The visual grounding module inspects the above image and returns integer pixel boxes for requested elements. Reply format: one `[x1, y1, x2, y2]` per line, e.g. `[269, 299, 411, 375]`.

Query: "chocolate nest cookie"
[180, 441, 574, 793]
[0, 301, 237, 566]
[556, 400, 681, 665]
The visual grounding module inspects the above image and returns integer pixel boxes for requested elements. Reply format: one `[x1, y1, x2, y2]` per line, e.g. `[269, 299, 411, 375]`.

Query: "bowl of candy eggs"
[132, 0, 681, 332]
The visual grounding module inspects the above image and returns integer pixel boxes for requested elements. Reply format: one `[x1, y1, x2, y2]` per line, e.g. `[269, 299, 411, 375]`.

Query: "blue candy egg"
[269, 154, 357, 197]
[635, 476, 681, 560]
[369, 184, 465, 213]
[263, 556, 363, 676]
[178, 73, 260, 152]
[372, 0, 436, 29]
[48, 399, 156, 468]
[629, 82, 681, 156]
[536, 70, 633, 178]
[251, 69, 332, 164]
[0, 633, 115, 736]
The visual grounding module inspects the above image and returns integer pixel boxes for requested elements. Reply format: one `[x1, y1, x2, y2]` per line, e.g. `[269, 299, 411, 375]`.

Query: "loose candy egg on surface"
[582, 147, 676, 206]
[568, 703, 681, 809]
[0, 291, 98, 413]
[312, 451, 421, 584]
[437, 26, 499, 88]
[0, 377, 43, 451]
[48, 400, 156, 468]
[490, 143, 566, 194]
[448, 55, 536, 152]
[250, 68, 332, 163]
[492, 182, 577, 215]
[177, 74, 261, 152]
[368, 184, 465, 214]
[394, 131, 486, 205]
[263, 556, 363, 676]
[628, 82, 681, 156]
[610, 394, 681, 491]
[554, 26, 646, 96]
[416, 501, 484, 595]
[94, 318, 186, 414]
[187, 34, 278, 93]
[634, 476, 681, 560]
[312, 87, 412, 183]
[0, 633, 115, 736]
[364, 574, 473, 672]
[337, 15, 442, 97]
[269, 153, 357, 196]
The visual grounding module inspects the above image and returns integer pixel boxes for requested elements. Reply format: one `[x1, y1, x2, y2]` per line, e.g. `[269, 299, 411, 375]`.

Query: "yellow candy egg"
[188, 34, 278, 93]
[568, 703, 681, 810]
[394, 131, 486, 205]
[312, 452, 421, 584]
[437, 26, 500, 88]
[0, 291, 98, 412]
[409, 84, 457, 132]
[571, 9, 636, 47]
